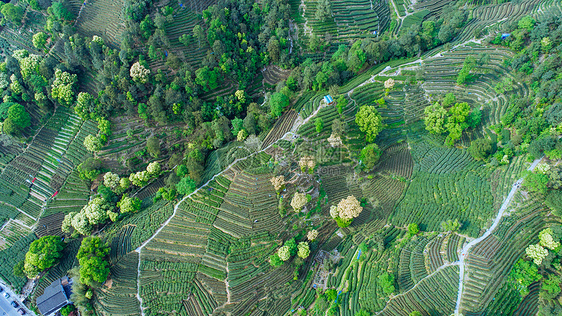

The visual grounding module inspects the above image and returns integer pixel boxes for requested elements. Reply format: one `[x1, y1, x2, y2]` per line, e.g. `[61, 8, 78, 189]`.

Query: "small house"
[324, 95, 335, 105]
[37, 276, 73, 316]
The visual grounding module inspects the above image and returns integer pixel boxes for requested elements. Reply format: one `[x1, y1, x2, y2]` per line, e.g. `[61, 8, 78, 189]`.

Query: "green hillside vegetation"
[0, 0, 560, 315]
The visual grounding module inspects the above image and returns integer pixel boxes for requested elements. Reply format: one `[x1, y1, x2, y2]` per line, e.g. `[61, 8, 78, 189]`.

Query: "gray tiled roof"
[37, 277, 71, 315]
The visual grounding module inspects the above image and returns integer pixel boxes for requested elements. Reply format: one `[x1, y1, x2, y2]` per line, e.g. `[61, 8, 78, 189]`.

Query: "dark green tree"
[176, 176, 196, 195]
[13, 261, 25, 278]
[360, 144, 382, 170]
[270, 92, 289, 117]
[468, 138, 492, 160]
[146, 136, 161, 158]
[3, 103, 30, 135]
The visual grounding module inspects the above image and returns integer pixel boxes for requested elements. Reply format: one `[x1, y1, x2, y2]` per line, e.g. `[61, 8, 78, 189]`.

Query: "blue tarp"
[357, 249, 361, 260]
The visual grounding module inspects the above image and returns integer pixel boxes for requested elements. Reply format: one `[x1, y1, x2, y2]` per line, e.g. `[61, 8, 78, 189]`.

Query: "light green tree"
[84, 135, 102, 152]
[307, 230, 318, 241]
[297, 242, 310, 259]
[539, 228, 560, 250]
[526, 244, 548, 265]
[51, 69, 77, 106]
[146, 161, 161, 176]
[355, 106, 383, 143]
[278, 246, 290, 261]
[103, 172, 120, 189]
[32, 32, 48, 50]
[76, 237, 110, 286]
[237, 129, 248, 141]
[23, 236, 65, 278]
[83, 197, 111, 225]
[129, 171, 150, 187]
[130, 62, 150, 83]
[291, 192, 307, 212]
[119, 177, 131, 190]
[176, 176, 196, 195]
[407, 223, 419, 235]
[424, 102, 448, 134]
[118, 195, 141, 214]
[71, 212, 93, 236]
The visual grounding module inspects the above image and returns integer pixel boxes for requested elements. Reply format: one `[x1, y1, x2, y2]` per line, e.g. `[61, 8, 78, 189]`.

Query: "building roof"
[324, 95, 334, 104]
[37, 277, 72, 316]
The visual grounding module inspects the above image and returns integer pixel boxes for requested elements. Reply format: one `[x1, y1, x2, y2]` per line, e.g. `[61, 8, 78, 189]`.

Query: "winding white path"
[453, 157, 542, 315]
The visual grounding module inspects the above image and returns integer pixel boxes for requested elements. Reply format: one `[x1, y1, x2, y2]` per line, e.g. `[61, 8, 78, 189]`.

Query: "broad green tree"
[441, 219, 461, 232]
[407, 223, 419, 235]
[297, 242, 310, 259]
[32, 32, 48, 50]
[510, 259, 542, 296]
[355, 106, 383, 143]
[424, 102, 447, 134]
[378, 272, 395, 294]
[84, 135, 102, 152]
[51, 69, 77, 107]
[176, 176, 196, 195]
[270, 92, 289, 117]
[315, 0, 332, 22]
[146, 136, 161, 158]
[360, 144, 382, 170]
[118, 195, 141, 214]
[3, 103, 30, 135]
[523, 173, 549, 194]
[76, 237, 110, 286]
[1, 4, 24, 26]
[269, 253, 283, 267]
[24, 236, 64, 278]
[469, 138, 492, 160]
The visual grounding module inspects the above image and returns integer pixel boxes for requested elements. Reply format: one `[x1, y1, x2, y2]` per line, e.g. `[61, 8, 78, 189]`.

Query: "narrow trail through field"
[299, 0, 312, 36]
[376, 262, 460, 315]
[74, 0, 88, 26]
[453, 157, 542, 315]
[134, 129, 300, 314]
